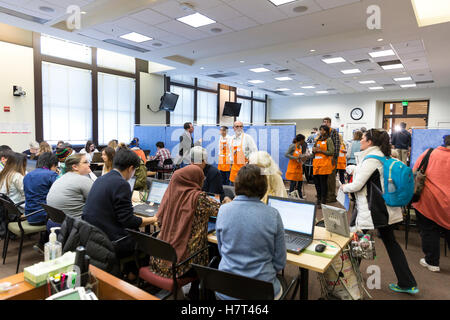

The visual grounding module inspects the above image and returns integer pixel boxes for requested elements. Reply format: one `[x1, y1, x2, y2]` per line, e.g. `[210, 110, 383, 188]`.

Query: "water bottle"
[387, 178, 396, 193]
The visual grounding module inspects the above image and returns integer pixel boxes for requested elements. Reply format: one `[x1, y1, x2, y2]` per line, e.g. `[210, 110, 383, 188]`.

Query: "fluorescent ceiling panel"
[394, 77, 413, 81]
[250, 67, 270, 73]
[369, 49, 396, 58]
[269, 0, 296, 6]
[275, 77, 292, 81]
[411, 0, 450, 27]
[401, 84, 417, 88]
[276, 88, 290, 91]
[359, 80, 376, 84]
[341, 69, 361, 74]
[322, 57, 346, 64]
[119, 32, 152, 43]
[177, 12, 216, 28]
[248, 80, 264, 84]
[382, 64, 404, 70]
[316, 91, 328, 94]
[293, 93, 305, 95]
[301, 86, 315, 89]
[369, 86, 384, 90]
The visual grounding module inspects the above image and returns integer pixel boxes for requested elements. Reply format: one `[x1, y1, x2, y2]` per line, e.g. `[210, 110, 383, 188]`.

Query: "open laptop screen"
[267, 197, 316, 236]
[148, 181, 169, 204]
[128, 177, 136, 192]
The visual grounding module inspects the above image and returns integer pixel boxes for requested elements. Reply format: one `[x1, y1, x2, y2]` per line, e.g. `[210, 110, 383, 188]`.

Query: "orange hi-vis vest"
[286, 145, 303, 181]
[230, 134, 247, 183]
[218, 137, 231, 172]
[337, 144, 347, 170]
[313, 139, 333, 175]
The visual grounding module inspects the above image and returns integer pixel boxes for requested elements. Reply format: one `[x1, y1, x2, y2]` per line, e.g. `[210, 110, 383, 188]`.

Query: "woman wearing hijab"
[148, 165, 220, 298]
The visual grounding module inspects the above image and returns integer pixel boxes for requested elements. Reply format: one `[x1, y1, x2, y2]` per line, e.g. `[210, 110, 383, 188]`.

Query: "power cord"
[314, 238, 344, 298]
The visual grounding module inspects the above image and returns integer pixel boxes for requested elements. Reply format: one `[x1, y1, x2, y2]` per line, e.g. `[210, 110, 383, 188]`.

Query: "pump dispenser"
[44, 227, 62, 261]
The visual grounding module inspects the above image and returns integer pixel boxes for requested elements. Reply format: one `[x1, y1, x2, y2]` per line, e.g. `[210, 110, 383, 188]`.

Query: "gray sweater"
[46, 172, 93, 218]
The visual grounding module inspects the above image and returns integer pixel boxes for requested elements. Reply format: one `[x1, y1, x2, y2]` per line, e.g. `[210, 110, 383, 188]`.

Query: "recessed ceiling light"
[276, 88, 291, 91]
[369, 86, 384, 90]
[322, 57, 346, 64]
[81, 11, 87, 15]
[119, 32, 152, 43]
[401, 83, 417, 88]
[411, 0, 450, 27]
[275, 77, 293, 81]
[293, 93, 305, 96]
[250, 67, 270, 73]
[210, 27, 222, 33]
[341, 69, 361, 74]
[177, 12, 216, 28]
[316, 91, 328, 94]
[200, 67, 205, 70]
[369, 49, 396, 58]
[382, 64, 404, 70]
[152, 42, 163, 47]
[301, 86, 315, 89]
[377, 38, 384, 42]
[39, 6, 55, 13]
[359, 80, 376, 84]
[293, 6, 308, 13]
[310, 49, 316, 53]
[394, 77, 412, 81]
[248, 80, 264, 84]
[240, 60, 245, 63]
[269, 0, 296, 6]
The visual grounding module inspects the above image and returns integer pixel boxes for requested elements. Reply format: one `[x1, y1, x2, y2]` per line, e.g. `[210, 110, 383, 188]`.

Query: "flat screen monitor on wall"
[222, 101, 241, 117]
[159, 92, 179, 112]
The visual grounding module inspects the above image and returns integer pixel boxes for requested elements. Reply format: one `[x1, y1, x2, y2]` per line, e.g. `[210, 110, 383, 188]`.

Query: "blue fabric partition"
[135, 124, 296, 175]
[411, 128, 450, 167]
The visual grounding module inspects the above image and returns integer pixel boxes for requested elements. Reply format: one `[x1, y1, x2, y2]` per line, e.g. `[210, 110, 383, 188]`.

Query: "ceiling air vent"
[354, 59, 371, 64]
[207, 72, 238, 79]
[274, 69, 291, 73]
[416, 80, 434, 85]
[0, 6, 50, 24]
[103, 39, 150, 53]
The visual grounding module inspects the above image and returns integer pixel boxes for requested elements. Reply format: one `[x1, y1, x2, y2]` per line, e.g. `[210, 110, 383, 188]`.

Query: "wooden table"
[208, 226, 352, 300]
[0, 265, 159, 300]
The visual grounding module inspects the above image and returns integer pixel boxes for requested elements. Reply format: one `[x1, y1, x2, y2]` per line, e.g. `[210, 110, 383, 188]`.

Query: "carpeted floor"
[1, 181, 448, 300]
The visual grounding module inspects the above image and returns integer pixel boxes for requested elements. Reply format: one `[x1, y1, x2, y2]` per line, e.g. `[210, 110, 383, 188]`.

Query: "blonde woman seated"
[248, 151, 287, 203]
[101, 147, 115, 175]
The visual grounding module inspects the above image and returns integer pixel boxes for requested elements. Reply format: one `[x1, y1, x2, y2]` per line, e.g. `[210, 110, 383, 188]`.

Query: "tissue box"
[24, 252, 76, 287]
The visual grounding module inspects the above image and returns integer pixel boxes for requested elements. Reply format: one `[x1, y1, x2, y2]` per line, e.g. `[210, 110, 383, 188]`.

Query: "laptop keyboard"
[133, 204, 157, 217]
[284, 234, 311, 249]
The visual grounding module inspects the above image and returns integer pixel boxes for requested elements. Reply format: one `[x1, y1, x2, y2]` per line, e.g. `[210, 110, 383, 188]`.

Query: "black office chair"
[156, 159, 174, 180]
[192, 258, 296, 300]
[40, 203, 66, 224]
[126, 228, 209, 300]
[0, 196, 46, 273]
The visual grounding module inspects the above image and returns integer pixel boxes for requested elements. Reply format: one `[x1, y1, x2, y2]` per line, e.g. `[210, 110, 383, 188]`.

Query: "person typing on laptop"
[216, 164, 286, 300]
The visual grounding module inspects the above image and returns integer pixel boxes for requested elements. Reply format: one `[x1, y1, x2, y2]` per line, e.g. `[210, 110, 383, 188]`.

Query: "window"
[253, 91, 266, 100]
[198, 79, 217, 90]
[170, 74, 195, 85]
[237, 88, 251, 97]
[42, 62, 92, 144]
[97, 48, 136, 73]
[237, 98, 251, 124]
[170, 86, 194, 125]
[41, 34, 91, 64]
[253, 101, 266, 124]
[98, 73, 136, 145]
[197, 91, 217, 125]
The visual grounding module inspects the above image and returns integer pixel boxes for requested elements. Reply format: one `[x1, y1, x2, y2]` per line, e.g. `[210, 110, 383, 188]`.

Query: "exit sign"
[402, 101, 409, 106]
[4, 106, 10, 112]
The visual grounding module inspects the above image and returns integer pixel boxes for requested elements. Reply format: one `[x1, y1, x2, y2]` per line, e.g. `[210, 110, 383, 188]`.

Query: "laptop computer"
[128, 177, 136, 192]
[133, 180, 169, 217]
[321, 204, 350, 238]
[267, 196, 317, 254]
[91, 152, 103, 163]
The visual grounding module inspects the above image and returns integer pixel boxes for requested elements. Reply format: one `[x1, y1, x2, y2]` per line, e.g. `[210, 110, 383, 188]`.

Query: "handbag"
[411, 148, 434, 203]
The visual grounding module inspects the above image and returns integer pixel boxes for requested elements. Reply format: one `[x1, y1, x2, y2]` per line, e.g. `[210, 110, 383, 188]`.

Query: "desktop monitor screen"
[222, 102, 241, 117]
[159, 92, 179, 112]
[267, 197, 316, 236]
[148, 181, 169, 204]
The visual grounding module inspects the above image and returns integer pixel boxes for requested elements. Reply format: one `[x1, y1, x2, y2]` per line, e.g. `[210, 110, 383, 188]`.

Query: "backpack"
[134, 159, 148, 191]
[363, 155, 414, 207]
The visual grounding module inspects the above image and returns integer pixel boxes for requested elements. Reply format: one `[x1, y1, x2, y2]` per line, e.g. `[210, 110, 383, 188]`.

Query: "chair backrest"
[191, 264, 274, 300]
[126, 229, 177, 264]
[223, 185, 235, 199]
[163, 158, 173, 165]
[0, 196, 22, 224]
[40, 203, 66, 224]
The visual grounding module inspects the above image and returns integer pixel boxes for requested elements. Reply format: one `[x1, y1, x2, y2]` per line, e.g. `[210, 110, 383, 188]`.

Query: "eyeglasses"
[234, 125, 243, 128]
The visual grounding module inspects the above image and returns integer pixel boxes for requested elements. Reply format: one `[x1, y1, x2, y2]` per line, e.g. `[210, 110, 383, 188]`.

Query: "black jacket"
[58, 215, 120, 276]
[202, 164, 224, 200]
[82, 170, 142, 257]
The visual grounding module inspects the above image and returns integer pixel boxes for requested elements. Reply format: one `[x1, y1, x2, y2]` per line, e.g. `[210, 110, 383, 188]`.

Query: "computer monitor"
[222, 101, 241, 117]
[159, 92, 179, 112]
[148, 181, 169, 204]
[267, 197, 316, 236]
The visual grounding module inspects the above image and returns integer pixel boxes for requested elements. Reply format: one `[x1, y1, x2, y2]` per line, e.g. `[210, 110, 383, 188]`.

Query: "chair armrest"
[151, 230, 160, 238]
[208, 256, 221, 268]
[280, 277, 297, 300]
[176, 245, 210, 269]
[20, 208, 45, 221]
[14, 200, 26, 207]
[112, 235, 131, 246]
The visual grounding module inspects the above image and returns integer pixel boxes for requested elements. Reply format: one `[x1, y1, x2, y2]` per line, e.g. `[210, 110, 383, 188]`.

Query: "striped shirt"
[148, 148, 173, 169]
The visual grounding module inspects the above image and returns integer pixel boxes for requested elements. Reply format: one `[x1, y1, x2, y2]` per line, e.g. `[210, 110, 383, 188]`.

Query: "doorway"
[383, 100, 429, 134]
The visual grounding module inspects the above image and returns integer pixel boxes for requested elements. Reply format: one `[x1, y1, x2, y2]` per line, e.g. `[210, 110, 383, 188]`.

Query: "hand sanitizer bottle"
[44, 227, 62, 261]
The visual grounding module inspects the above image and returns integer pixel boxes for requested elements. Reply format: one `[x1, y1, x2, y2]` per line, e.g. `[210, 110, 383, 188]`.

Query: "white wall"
[139, 72, 167, 125]
[0, 41, 35, 152]
[269, 87, 450, 140]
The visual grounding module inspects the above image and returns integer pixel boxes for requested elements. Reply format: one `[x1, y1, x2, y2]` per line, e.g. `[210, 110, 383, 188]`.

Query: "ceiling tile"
[151, 0, 194, 19]
[175, 0, 223, 10]
[221, 15, 259, 31]
[128, 9, 171, 25]
[226, 0, 276, 16]
[314, 0, 361, 10]
[156, 20, 211, 40]
[200, 4, 242, 22]
[93, 22, 131, 37]
[277, 0, 322, 18]
[197, 22, 234, 36]
[246, 8, 288, 24]
[77, 28, 111, 40]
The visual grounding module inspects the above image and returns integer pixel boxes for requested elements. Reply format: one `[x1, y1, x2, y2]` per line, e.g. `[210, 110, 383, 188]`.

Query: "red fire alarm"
[4, 106, 10, 112]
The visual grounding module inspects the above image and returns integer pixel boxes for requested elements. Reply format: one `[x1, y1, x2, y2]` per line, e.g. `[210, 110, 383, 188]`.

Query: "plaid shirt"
[330, 128, 340, 159]
[149, 148, 173, 169]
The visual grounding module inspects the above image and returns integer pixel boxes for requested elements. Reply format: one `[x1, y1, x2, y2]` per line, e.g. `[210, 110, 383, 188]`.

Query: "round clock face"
[351, 108, 364, 120]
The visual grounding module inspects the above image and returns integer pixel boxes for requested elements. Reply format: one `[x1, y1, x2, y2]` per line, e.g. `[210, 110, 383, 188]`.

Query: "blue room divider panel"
[134, 126, 165, 156]
[411, 128, 450, 167]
